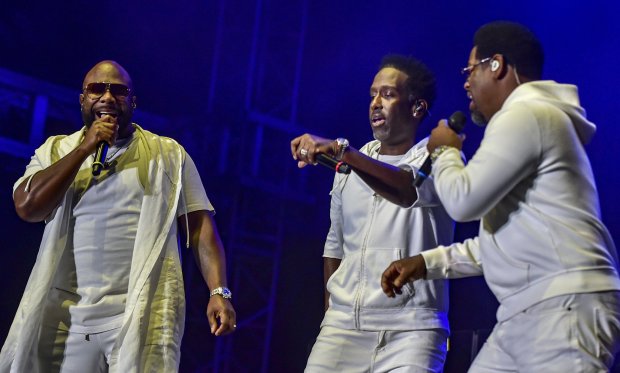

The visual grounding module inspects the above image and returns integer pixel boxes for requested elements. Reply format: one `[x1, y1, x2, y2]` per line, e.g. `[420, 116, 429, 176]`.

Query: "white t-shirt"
[49, 134, 212, 333]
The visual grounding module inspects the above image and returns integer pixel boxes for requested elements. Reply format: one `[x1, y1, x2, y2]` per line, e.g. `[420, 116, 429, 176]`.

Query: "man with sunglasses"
[382, 21, 620, 371]
[1, 60, 236, 372]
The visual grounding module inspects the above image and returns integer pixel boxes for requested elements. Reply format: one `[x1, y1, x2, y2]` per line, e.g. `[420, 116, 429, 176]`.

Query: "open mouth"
[371, 114, 385, 127]
[96, 111, 118, 119]
[466, 92, 476, 110]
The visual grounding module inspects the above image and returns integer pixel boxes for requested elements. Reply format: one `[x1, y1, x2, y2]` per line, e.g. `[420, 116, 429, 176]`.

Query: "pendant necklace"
[99, 135, 134, 169]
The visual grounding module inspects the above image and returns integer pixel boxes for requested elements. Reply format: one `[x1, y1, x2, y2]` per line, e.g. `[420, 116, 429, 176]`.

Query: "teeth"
[98, 111, 117, 118]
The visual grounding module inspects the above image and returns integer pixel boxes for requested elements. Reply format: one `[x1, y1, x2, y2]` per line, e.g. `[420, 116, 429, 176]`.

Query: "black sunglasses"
[83, 82, 131, 99]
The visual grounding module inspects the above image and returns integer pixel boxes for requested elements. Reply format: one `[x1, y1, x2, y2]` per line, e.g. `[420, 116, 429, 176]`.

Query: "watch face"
[211, 287, 232, 299]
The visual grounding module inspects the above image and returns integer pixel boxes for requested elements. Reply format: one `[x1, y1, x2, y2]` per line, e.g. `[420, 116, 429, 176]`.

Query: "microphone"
[414, 111, 466, 187]
[92, 141, 108, 176]
[316, 154, 351, 174]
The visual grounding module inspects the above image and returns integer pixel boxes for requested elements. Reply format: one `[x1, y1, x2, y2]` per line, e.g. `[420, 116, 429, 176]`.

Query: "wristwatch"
[430, 145, 452, 163]
[210, 286, 232, 299]
[335, 138, 350, 161]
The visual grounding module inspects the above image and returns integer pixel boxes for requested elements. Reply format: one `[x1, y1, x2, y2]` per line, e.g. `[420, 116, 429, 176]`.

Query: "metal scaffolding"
[200, 0, 315, 371]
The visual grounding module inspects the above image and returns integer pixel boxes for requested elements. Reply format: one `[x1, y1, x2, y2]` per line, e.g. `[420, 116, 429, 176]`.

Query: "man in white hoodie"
[382, 21, 620, 371]
[291, 55, 454, 372]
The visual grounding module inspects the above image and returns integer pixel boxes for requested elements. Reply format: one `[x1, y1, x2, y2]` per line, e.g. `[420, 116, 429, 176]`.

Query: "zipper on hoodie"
[353, 192, 380, 329]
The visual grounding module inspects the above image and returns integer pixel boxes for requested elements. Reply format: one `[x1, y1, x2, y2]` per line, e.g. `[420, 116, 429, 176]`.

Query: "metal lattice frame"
[200, 0, 313, 371]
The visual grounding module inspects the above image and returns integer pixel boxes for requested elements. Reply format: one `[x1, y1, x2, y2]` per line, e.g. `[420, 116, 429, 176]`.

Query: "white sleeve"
[12, 136, 58, 197]
[177, 152, 214, 217]
[323, 174, 345, 260]
[432, 106, 540, 221]
[397, 151, 444, 209]
[421, 237, 483, 279]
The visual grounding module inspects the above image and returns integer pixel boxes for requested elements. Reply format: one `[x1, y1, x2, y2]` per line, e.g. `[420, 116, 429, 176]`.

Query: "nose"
[463, 79, 470, 91]
[99, 88, 117, 102]
[371, 95, 382, 111]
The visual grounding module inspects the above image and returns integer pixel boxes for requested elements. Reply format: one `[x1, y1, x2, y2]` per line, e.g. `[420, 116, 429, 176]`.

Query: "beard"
[372, 126, 390, 142]
[81, 107, 95, 127]
[470, 109, 488, 127]
[81, 105, 131, 134]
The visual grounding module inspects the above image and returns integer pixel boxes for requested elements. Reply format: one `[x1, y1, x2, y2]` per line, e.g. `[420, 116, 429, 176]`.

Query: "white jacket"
[323, 139, 454, 331]
[1, 125, 188, 372]
[423, 81, 620, 322]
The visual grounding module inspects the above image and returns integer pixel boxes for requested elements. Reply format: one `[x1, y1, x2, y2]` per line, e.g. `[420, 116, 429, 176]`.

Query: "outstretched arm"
[382, 237, 484, 298]
[290, 134, 417, 207]
[179, 210, 236, 336]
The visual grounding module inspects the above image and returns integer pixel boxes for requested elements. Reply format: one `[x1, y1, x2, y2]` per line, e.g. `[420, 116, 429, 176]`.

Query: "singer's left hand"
[427, 120, 465, 153]
[206, 295, 236, 336]
[290, 133, 338, 168]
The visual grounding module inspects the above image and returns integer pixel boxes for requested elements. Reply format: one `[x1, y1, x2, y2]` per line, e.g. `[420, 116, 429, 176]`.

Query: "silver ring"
[300, 148, 308, 157]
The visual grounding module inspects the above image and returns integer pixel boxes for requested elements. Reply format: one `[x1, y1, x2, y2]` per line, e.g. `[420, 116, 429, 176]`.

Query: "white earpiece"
[490, 60, 500, 72]
[413, 101, 425, 116]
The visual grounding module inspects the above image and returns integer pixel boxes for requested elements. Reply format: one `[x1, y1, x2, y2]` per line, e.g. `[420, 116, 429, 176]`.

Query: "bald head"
[83, 60, 133, 90]
[79, 60, 136, 138]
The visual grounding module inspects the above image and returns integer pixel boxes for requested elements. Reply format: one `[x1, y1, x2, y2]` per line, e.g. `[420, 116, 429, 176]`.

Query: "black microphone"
[316, 154, 351, 174]
[414, 111, 466, 187]
[92, 141, 108, 176]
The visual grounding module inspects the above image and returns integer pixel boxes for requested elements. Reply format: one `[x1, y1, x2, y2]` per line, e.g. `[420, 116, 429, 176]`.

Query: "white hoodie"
[322, 139, 454, 331]
[422, 81, 620, 322]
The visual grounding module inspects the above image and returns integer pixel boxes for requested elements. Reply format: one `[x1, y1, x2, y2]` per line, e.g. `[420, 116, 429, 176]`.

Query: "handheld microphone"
[414, 111, 466, 187]
[316, 154, 351, 174]
[92, 141, 108, 176]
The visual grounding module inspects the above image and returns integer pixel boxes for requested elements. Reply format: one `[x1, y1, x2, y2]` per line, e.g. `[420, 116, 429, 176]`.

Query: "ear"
[79, 94, 84, 111]
[412, 99, 428, 118]
[490, 54, 508, 78]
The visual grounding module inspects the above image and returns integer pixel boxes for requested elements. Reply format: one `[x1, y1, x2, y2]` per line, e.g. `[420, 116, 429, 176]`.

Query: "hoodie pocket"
[360, 247, 415, 309]
[482, 233, 530, 295]
[326, 252, 360, 307]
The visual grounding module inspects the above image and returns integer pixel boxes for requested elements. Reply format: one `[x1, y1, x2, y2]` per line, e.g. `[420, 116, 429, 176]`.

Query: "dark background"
[0, 1, 618, 372]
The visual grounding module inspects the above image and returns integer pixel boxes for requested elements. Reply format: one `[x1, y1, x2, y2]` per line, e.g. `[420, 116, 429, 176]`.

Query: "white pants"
[470, 291, 620, 373]
[305, 326, 448, 373]
[37, 325, 120, 373]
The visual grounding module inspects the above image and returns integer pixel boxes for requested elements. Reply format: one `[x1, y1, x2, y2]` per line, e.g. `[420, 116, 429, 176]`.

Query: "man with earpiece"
[290, 55, 456, 372]
[382, 21, 620, 372]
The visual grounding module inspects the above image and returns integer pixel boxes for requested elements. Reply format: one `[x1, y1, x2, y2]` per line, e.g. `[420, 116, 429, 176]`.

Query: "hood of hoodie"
[502, 80, 596, 145]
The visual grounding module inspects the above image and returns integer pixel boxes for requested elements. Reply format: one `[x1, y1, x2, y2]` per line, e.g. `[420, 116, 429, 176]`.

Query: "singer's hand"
[427, 119, 465, 153]
[206, 295, 236, 336]
[80, 115, 119, 154]
[381, 255, 427, 298]
[290, 133, 338, 168]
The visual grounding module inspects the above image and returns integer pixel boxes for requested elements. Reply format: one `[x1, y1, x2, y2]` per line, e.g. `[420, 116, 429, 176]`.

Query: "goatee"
[470, 110, 488, 127]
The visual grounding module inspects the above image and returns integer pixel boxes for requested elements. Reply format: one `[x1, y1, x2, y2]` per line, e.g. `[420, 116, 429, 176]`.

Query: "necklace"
[97, 135, 135, 169]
